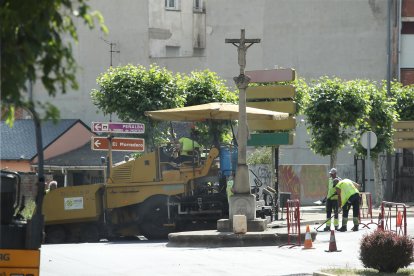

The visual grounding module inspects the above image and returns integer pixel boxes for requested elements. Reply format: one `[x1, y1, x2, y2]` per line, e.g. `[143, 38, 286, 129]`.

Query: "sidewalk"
[271, 202, 414, 230]
[168, 203, 413, 248]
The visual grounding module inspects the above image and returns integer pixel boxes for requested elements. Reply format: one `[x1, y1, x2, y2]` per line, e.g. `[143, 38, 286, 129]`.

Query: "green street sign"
[247, 132, 294, 146]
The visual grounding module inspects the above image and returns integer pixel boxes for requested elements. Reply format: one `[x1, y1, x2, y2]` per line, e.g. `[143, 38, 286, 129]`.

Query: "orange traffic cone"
[397, 211, 403, 227]
[303, 225, 314, 249]
[325, 230, 341, 252]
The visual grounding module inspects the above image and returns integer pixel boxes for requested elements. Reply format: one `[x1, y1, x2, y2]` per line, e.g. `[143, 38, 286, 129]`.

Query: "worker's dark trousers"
[342, 193, 360, 220]
[326, 199, 339, 219]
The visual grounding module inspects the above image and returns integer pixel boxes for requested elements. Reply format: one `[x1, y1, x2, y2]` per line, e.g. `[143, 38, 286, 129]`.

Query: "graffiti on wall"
[249, 164, 272, 188]
[279, 164, 355, 205]
[300, 165, 327, 199]
[249, 164, 355, 205]
[279, 166, 300, 200]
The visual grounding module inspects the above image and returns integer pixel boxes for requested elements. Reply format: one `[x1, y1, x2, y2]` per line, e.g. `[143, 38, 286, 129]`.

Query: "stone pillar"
[218, 29, 267, 232]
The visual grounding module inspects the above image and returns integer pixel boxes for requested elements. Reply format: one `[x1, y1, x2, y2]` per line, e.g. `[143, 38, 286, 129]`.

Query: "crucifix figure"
[224, 30, 262, 225]
[225, 29, 261, 75]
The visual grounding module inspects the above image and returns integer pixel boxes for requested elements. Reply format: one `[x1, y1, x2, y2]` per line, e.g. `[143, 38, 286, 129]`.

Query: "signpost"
[91, 122, 145, 134]
[361, 131, 377, 192]
[91, 137, 145, 152]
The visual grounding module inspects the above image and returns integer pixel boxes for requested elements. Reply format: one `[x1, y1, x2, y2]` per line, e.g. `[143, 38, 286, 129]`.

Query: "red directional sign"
[91, 137, 145, 152]
[91, 122, 145, 134]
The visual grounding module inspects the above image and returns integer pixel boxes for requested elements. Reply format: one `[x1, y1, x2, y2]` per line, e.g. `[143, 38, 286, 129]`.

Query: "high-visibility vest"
[327, 177, 338, 200]
[336, 179, 359, 207]
[179, 137, 200, 156]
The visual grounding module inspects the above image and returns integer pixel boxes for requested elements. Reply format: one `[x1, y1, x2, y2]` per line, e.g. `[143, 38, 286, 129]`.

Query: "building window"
[166, 46, 180, 57]
[400, 68, 414, 86]
[402, 22, 414, 34]
[193, 48, 205, 57]
[165, 0, 179, 10]
[193, 0, 203, 12]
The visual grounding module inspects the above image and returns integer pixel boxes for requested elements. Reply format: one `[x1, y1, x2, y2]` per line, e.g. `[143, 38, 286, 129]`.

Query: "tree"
[1, 0, 107, 124]
[91, 66, 238, 148]
[292, 77, 309, 115]
[182, 70, 238, 146]
[183, 70, 237, 106]
[304, 77, 369, 167]
[351, 80, 397, 204]
[392, 82, 414, 121]
[91, 64, 185, 147]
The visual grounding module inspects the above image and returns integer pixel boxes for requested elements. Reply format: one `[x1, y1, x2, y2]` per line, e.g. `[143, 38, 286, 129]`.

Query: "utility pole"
[220, 29, 266, 232]
[100, 39, 120, 178]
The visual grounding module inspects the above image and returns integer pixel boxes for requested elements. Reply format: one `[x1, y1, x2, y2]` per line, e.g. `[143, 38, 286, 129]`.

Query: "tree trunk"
[373, 157, 383, 206]
[330, 150, 337, 169]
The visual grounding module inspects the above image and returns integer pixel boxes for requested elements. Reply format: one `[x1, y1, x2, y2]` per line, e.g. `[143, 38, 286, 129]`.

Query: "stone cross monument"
[220, 29, 267, 232]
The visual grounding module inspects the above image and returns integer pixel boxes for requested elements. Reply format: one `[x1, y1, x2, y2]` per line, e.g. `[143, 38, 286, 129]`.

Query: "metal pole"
[367, 132, 371, 194]
[27, 81, 45, 249]
[386, 0, 393, 201]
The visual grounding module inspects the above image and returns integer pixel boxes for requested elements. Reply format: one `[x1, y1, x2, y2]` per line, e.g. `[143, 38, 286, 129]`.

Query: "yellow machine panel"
[43, 184, 104, 224]
[162, 170, 181, 181]
[109, 151, 157, 184]
[105, 182, 185, 209]
[0, 249, 39, 276]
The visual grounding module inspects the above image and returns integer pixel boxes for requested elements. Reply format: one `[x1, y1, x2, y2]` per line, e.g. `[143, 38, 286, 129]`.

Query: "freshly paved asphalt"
[39, 203, 414, 276]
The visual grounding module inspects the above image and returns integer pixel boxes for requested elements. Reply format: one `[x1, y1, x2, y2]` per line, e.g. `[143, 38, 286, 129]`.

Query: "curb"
[167, 229, 317, 248]
[313, 272, 336, 276]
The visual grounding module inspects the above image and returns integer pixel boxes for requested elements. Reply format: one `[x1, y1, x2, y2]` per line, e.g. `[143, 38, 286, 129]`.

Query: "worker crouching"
[334, 178, 361, 232]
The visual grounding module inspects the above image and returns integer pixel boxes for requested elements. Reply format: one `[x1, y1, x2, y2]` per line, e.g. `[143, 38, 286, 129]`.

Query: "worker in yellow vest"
[323, 168, 340, 231]
[334, 178, 361, 232]
[178, 137, 200, 163]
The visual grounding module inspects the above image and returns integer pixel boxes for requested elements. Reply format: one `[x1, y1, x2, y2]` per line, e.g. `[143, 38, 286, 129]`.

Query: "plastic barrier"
[379, 201, 407, 236]
[279, 199, 301, 248]
[358, 192, 378, 229]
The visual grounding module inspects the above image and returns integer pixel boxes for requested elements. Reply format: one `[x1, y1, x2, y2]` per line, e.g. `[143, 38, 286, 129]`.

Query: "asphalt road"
[39, 218, 414, 276]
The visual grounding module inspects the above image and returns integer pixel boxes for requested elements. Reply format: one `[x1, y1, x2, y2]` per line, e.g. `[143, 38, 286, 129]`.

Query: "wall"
[249, 164, 273, 198]
[33, 0, 389, 127]
[1, 160, 32, 172]
[206, 0, 388, 86]
[29, 0, 389, 169]
[32, 0, 149, 124]
[278, 115, 356, 165]
[249, 163, 355, 205]
[278, 164, 354, 205]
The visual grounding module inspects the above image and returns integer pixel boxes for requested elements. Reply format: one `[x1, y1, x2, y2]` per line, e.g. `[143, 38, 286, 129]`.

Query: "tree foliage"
[182, 70, 238, 146]
[91, 64, 184, 146]
[304, 77, 369, 166]
[247, 147, 272, 165]
[352, 80, 397, 159]
[182, 70, 237, 106]
[391, 82, 414, 121]
[91, 64, 184, 123]
[91, 65, 237, 147]
[291, 77, 309, 115]
[1, 0, 107, 124]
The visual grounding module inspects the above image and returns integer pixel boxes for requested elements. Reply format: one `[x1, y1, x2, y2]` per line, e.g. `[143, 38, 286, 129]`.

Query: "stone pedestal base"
[229, 194, 256, 220]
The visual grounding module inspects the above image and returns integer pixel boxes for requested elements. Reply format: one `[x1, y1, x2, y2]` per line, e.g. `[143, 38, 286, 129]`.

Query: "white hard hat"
[329, 168, 337, 174]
